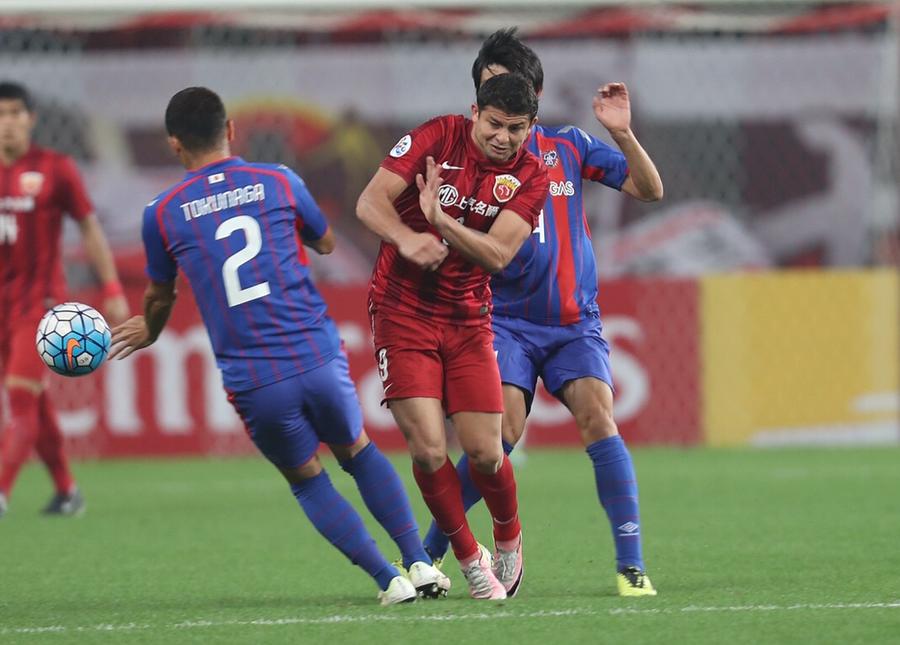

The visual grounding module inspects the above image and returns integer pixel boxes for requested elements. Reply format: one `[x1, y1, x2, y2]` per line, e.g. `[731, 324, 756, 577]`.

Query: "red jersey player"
[356, 73, 549, 600]
[0, 81, 128, 518]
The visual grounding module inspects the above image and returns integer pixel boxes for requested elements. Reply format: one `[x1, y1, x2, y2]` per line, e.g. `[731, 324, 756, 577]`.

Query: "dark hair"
[476, 72, 538, 121]
[0, 81, 34, 111]
[164, 86, 227, 153]
[471, 27, 543, 94]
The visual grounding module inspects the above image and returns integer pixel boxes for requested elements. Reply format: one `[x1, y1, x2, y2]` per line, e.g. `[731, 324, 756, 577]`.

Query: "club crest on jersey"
[542, 150, 558, 167]
[493, 174, 521, 203]
[19, 171, 44, 196]
[390, 134, 412, 158]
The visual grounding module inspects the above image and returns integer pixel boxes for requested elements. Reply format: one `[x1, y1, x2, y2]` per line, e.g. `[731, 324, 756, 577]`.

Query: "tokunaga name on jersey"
[371, 114, 548, 326]
[142, 157, 340, 391]
[491, 124, 629, 326]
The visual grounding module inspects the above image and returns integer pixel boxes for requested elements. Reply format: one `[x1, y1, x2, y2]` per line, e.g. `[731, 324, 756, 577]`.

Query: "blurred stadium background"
[0, 0, 896, 457]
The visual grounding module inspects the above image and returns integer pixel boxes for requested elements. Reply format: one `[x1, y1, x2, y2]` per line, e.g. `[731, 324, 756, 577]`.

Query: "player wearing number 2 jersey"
[422, 29, 665, 597]
[111, 87, 448, 605]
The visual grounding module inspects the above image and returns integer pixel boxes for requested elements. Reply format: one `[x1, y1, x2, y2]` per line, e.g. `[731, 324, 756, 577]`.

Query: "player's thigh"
[443, 323, 503, 417]
[371, 311, 443, 403]
[558, 378, 618, 445]
[501, 384, 528, 447]
[5, 312, 48, 391]
[300, 353, 365, 450]
[227, 375, 320, 471]
[492, 317, 540, 417]
[388, 397, 448, 472]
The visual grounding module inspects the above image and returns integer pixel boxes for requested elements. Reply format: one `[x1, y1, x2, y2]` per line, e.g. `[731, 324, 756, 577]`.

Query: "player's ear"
[166, 135, 181, 157]
[470, 103, 479, 122]
[224, 119, 235, 143]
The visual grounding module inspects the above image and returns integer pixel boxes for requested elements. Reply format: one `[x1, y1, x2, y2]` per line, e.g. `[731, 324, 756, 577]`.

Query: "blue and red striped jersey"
[491, 124, 628, 325]
[142, 156, 340, 391]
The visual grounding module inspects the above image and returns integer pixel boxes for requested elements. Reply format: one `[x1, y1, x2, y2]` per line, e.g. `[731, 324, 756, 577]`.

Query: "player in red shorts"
[356, 73, 549, 600]
[0, 81, 128, 518]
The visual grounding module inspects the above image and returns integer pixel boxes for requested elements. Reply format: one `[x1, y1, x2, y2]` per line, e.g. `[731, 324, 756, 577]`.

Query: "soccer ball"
[35, 302, 112, 377]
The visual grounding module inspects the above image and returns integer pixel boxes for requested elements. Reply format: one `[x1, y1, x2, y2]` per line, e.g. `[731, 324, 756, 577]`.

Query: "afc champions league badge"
[19, 171, 44, 196]
[492, 174, 521, 203]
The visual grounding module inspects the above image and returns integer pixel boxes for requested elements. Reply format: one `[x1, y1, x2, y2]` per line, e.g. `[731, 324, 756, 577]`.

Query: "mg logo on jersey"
[542, 150, 558, 167]
[493, 174, 521, 203]
[19, 171, 44, 196]
[438, 184, 459, 207]
[549, 180, 575, 197]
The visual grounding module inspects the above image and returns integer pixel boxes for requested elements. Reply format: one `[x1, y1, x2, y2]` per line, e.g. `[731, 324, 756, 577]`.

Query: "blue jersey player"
[110, 87, 449, 605]
[423, 30, 664, 596]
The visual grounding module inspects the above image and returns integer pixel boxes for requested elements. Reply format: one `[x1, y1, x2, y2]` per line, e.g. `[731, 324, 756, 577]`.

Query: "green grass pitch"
[2, 447, 899, 644]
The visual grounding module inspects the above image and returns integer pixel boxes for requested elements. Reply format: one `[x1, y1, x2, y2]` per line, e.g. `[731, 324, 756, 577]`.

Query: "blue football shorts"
[227, 352, 363, 469]
[492, 312, 613, 413]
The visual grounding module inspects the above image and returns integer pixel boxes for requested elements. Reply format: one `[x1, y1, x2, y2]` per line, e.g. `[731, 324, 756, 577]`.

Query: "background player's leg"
[390, 397, 479, 563]
[0, 381, 43, 501]
[559, 377, 646, 573]
[34, 390, 76, 496]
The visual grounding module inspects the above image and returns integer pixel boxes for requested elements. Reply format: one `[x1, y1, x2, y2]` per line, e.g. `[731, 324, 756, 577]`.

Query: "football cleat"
[0, 492, 7, 519]
[41, 488, 85, 517]
[617, 566, 657, 597]
[492, 533, 524, 597]
[407, 561, 451, 598]
[460, 544, 506, 600]
[378, 575, 417, 606]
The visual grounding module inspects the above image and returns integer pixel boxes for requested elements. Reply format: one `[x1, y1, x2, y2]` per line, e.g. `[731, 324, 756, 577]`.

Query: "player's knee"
[575, 405, 618, 444]
[279, 457, 323, 484]
[501, 416, 525, 446]
[465, 445, 503, 473]
[410, 446, 447, 473]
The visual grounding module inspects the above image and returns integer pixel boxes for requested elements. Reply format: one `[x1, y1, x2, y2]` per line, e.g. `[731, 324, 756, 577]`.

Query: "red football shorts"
[371, 310, 502, 415]
[0, 309, 47, 383]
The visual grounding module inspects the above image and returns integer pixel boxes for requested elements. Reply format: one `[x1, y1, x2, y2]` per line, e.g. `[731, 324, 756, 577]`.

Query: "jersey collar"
[184, 156, 244, 178]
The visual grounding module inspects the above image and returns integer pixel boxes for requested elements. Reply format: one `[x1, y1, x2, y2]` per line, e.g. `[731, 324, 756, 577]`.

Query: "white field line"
[3, 602, 899, 636]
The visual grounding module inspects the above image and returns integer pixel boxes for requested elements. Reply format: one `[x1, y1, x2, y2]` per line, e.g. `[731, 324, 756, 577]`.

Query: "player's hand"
[396, 231, 448, 271]
[103, 295, 130, 326]
[109, 315, 153, 360]
[593, 82, 632, 135]
[416, 156, 446, 227]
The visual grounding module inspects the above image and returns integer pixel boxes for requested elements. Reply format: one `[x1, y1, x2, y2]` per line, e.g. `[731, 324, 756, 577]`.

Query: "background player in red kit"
[356, 73, 548, 600]
[0, 82, 128, 518]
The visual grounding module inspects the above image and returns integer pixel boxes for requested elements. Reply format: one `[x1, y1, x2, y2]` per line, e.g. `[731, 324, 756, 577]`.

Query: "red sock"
[35, 392, 75, 495]
[0, 388, 41, 497]
[412, 459, 478, 561]
[468, 454, 521, 543]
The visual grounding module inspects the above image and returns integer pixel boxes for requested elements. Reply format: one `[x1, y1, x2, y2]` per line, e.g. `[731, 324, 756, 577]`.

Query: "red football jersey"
[0, 146, 93, 320]
[370, 114, 549, 325]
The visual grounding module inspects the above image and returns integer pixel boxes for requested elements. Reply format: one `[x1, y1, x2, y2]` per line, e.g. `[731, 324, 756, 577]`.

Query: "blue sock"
[586, 435, 644, 571]
[423, 439, 515, 559]
[291, 470, 398, 590]
[340, 442, 430, 570]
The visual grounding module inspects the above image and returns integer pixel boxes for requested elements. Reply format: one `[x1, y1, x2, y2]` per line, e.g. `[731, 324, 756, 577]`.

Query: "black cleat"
[42, 488, 86, 517]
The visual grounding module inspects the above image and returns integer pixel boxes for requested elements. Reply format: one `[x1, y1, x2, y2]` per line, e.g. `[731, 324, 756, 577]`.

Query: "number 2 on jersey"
[215, 215, 271, 307]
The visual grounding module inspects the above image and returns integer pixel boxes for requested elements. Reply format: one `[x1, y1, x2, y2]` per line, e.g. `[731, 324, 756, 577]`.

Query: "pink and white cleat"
[460, 544, 507, 600]
[493, 532, 524, 596]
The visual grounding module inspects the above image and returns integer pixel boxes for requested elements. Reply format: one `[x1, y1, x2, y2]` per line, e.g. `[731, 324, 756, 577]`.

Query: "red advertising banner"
[49, 280, 700, 459]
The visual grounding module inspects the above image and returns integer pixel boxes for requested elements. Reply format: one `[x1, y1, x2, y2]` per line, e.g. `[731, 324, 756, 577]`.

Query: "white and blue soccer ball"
[35, 302, 111, 377]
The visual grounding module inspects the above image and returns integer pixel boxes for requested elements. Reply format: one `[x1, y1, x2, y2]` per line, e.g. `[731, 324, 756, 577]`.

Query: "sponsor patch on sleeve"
[389, 134, 412, 158]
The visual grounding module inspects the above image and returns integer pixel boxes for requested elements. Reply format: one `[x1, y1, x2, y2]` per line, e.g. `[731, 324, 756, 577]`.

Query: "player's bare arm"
[418, 157, 530, 273]
[592, 82, 663, 202]
[109, 280, 176, 360]
[357, 166, 448, 271]
[304, 226, 336, 255]
[77, 214, 130, 324]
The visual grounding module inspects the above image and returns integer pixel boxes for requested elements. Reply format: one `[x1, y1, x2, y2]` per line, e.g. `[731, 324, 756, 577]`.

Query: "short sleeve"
[379, 116, 448, 185]
[56, 155, 94, 221]
[502, 161, 549, 228]
[142, 203, 178, 283]
[283, 168, 329, 241]
[575, 128, 629, 190]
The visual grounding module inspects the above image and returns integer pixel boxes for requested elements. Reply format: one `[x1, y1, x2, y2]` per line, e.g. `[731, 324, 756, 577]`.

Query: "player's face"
[470, 105, 536, 163]
[0, 99, 34, 157]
